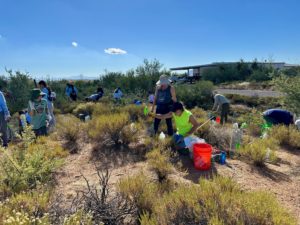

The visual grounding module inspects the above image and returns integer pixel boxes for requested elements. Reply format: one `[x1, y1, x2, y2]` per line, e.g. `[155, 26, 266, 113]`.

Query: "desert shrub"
[118, 173, 159, 215]
[0, 190, 50, 221]
[72, 169, 137, 225]
[176, 81, 214, 109]
[190, 107, 208, 119]
[89, 112, 135, 146]
[72, 102, 95, 116]
[0, 130, 64, 194]
[123, 104, 145, 122]
[273, 75, 300, 114]
[58, 100, 78, 114]
[237, 109, 265, 136]
[226, 94, 280, 109]
[239, 138, 278, 166]
[56, 115, 83, 153]
[5, 70, 33, 114]
[92, 102, 118, 116]
[269, 125, 300, 149]
[120, 122, 143, 146]
[63, 210, 93, 225]
[0, 147, 63, 194]
[28, 136, 68, 159]
[139, 176, 296, 225]
[198, 124, 232, 150]
[146, 148, 173, 182]
[1, 210, 50, 225]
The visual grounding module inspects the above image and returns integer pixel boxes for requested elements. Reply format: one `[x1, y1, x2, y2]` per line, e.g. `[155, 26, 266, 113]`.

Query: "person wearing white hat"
[151, 75, 177, 136]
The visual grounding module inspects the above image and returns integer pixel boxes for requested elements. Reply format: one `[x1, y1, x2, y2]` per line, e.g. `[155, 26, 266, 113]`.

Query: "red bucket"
[193, 143, 212, 170]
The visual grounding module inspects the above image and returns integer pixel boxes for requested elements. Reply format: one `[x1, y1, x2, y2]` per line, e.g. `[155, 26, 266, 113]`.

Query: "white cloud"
[104, 48, 127, 55]
[72, 42, 78, 47]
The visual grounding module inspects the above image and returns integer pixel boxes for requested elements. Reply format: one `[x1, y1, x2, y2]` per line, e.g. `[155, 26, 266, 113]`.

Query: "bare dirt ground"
[54, 142, 300, 223]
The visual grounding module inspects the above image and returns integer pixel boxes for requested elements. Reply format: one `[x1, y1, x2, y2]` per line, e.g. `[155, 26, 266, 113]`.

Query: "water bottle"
[159, 132, 166, 140]
[220, 151, 226, 165]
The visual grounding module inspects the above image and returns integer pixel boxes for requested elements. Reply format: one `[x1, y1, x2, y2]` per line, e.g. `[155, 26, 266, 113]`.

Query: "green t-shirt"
[173, 110, 193, 136]
[28, 99, 48, 130]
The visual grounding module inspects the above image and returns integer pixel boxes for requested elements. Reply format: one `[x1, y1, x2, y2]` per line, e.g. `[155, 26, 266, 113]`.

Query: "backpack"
[47, 87, 56, 102]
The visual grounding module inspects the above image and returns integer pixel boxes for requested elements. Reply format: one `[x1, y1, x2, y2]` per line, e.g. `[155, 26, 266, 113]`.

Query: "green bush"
[239, 138, 278, 166]
[269, 125, 300, 149]
[56, 115, 84, 153]
[176, 81, 214, 109]
[88, 112, 133, 146]
[146, 148, 173, 182]
[63, 210, 93, 225]
[138, 176, 296, 225]
[274, 75, 300, 114]
[5, 71, 33, 114]
[0, 190, 50, 221]
[0, 129, 64, 194]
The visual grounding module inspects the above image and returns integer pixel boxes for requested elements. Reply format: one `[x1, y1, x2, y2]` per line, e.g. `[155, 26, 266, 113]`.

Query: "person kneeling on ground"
[263, 109, 294, 126]
[212, 92, 230, 124]
[28, 89, 50, 137]
[85, 87, 104, 102]
[151, 102, 199, 154]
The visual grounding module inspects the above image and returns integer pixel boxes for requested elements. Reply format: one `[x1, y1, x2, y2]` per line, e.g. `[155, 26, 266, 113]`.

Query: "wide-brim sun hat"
[156, 75, 171, 86]
[31, 88, 45, 101]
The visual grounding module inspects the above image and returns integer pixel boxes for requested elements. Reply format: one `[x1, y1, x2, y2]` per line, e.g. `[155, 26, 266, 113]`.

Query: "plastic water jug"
[159, 132, 166, 140]
[193, 143, 212, 170]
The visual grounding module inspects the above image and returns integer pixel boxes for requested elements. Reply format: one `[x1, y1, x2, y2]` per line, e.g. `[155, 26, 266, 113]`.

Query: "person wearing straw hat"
[28, 88, 50, 137]
[151, 74, 177, 136]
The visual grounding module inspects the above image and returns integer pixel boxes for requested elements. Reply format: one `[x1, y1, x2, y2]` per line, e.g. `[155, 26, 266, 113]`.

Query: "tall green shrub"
[176, 81, 214, 109]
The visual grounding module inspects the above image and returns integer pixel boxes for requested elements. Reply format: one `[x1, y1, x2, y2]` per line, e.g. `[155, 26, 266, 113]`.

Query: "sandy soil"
[53, 141, 300, 223]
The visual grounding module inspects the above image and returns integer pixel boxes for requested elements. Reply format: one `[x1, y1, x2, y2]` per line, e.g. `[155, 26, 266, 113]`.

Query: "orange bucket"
[193, 143, 212, 170]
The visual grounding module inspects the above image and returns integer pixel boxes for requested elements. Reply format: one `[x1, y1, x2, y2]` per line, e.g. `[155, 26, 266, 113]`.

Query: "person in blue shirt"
[263, 109, 294, 126]
[65, 81, 78, 101]
[39, 80, 56, 128]
[0, 90, 11, 147]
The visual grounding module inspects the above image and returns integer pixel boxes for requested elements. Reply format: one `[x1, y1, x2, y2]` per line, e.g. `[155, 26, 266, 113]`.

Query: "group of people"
[0, 75, 299, 150]
[148, 75, 300, 153]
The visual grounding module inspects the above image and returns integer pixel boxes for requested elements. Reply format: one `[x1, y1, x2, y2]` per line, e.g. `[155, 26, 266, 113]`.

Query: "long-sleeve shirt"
[65, 86, 78, 97]
[0, 91, 10, 117]
[212, 94, 230, 111]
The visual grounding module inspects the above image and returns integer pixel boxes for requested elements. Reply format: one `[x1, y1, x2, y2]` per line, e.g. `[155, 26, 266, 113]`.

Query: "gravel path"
[217, 88, 282, 97]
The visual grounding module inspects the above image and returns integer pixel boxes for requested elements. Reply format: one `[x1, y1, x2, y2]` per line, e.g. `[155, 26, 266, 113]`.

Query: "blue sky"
[0, 0, 299, 78]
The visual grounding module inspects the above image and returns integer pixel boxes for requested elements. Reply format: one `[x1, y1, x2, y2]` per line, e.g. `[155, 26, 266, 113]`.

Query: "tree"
[274, 75, 300, 114]
[6, 70, 34, 113]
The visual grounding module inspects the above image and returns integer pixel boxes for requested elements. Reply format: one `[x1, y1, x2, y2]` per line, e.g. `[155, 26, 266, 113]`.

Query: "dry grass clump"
[118, 174, 297, 225]
[62, 210, 93, 225]
[137, 176, 296, 225]
[56, 115, 83, 153]
[239, 138, 278, 166]
[269, 125, 300, 149]
[198, 124, 232, 150]
[146, 148, 174, 182]
[0, 190, 50, 221]
[123, 104, 145, 122]
[72, 102, 95, 116]
[89, 112, 142, 147]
